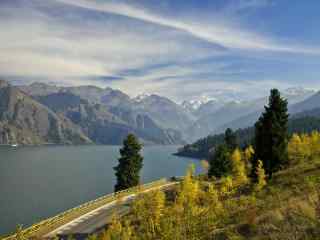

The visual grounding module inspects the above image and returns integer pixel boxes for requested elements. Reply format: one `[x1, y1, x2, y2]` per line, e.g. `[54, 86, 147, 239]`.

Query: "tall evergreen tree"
[208, 144, 232, 178]
[208, 129, 238, 178]
[252, 89, 289, 179]
[114, 134, 143, 192]
[225, 128, 238, 151]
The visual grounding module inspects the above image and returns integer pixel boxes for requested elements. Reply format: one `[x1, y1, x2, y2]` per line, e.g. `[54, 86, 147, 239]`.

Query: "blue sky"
[0, 0, 319, 102]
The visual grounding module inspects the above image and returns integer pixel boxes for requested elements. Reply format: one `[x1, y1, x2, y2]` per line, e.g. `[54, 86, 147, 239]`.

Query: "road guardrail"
[3, 178, 169, 240]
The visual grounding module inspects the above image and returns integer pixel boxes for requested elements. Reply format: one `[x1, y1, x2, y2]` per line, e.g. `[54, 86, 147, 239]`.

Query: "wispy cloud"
[0, 0, 319, 101]
[55, 0, 320, 54]
[0, 0, 227, 89]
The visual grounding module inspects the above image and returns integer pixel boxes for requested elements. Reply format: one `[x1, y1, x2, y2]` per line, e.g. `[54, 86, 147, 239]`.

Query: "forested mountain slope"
[177, 108, 320, 159]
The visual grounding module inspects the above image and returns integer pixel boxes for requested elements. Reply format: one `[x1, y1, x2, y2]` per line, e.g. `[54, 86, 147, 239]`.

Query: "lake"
[0, 145, 200, 235]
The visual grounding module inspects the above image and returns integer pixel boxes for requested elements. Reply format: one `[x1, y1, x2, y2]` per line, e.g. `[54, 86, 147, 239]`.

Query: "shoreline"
[0, 143, 185, 148]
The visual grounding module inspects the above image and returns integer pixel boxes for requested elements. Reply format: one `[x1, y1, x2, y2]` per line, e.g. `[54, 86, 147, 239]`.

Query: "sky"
[0, 0, 320, 102]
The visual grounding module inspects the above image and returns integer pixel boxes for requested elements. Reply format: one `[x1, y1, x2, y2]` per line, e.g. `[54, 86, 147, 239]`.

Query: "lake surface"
[0, 145, 200, 235]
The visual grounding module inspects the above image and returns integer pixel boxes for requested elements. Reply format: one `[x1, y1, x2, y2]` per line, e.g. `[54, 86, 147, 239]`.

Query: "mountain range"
[0, 81, 185, 145]
[0, 80, 90, 145]
[0, 79, 319, 145]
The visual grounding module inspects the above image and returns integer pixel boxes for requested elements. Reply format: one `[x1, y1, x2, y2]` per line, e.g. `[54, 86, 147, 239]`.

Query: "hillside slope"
[0, 80, 90, 145]
[85, 153, 320, 240]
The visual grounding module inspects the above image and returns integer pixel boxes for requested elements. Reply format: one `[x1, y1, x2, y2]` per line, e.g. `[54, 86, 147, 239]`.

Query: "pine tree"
[114, 134, 143, 192]
[252, 89, 289, 179]
[208, 129, 238, 179]
[225, 128, 238, 151]
[208, 144, 232, 178]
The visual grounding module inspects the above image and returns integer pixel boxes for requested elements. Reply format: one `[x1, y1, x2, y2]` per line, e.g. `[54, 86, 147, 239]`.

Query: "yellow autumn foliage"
[254, 160, 267, 192]
[288, 131, 320, 165]
[131, 189, 165, 236]
[231, 148, 248, 185]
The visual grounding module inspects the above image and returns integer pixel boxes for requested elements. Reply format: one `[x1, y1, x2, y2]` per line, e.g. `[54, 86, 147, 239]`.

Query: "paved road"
[44, 182, 177, 239]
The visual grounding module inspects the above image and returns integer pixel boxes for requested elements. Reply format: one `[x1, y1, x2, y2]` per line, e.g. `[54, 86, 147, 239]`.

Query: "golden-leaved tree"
[300, 133, 312, 159]
[175, 165, 202, 239]
[254, 160, 267, 192]
[243, 145, 255, 173]
[231, 148, 248, 185]
[288, 131, 320, 166]
[310, 131, 320, 157]
[288, 133, 304, 164]
[131, 189, 165, 238]
[102, 214, 123, 240]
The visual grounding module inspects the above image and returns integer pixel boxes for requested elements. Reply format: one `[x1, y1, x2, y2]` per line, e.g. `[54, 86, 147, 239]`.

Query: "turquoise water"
[0, 145, 200, 235]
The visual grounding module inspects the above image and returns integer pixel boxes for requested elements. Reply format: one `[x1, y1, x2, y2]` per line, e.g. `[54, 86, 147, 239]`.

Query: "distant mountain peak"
[182, 95, 215, 109]
[197, 95, 218, 103]
[134, 93, 152, 102]
[283, 87, 317, 96]
[182, 95, 227, 112]
[182, 100, 203, 111]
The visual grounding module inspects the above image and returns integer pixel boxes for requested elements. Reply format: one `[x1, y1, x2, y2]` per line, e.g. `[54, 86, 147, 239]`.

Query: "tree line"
[177, 110, 320, 160]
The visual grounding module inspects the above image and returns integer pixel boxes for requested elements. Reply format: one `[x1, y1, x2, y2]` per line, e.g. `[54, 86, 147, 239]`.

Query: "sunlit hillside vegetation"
[85, 131, 320, 240]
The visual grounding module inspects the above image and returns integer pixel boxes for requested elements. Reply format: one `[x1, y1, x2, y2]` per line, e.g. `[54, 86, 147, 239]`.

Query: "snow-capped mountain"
[181, 99, 207, 112]
[282, 87, 318, 105]
[182, 87, 317, 114]
[181, 95, 220, 113]
[283, 87, 317, 97]
[134, 93, 152, 102]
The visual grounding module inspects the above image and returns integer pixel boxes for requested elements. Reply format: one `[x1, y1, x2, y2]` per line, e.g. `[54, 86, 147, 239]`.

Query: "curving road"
[44, 182, 177, 239]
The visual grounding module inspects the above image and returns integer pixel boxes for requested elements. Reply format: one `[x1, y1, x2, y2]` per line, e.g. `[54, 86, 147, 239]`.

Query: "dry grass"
[210, 158, 320, 240]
